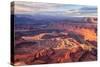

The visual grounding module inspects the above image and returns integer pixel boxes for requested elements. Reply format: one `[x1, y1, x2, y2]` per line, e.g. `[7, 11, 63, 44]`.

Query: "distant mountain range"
[11, 14, 97, 24]
[12, 14, 87, 24]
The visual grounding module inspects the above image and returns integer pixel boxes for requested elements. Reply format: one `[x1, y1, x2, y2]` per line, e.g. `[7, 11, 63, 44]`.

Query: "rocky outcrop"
[83, 17, 97, 23]
[14, 32, 97, 65]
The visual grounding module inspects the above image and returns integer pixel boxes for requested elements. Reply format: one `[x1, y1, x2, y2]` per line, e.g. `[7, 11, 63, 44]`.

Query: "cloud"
[14, 1, 65, 13]
[12, 1, 97, 17]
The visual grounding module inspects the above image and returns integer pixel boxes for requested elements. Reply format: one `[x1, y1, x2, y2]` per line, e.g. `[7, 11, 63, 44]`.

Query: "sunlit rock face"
[14, 31, 97, 65]
[14, 25, 97, 65]
[74, 28, 97, 41]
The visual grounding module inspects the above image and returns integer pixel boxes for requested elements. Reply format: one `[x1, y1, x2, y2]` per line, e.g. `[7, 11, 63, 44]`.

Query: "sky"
[12, 1, 97, 17]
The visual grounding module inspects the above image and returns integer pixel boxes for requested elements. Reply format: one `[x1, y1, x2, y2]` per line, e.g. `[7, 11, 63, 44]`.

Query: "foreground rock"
[14, 33, 97, 65]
